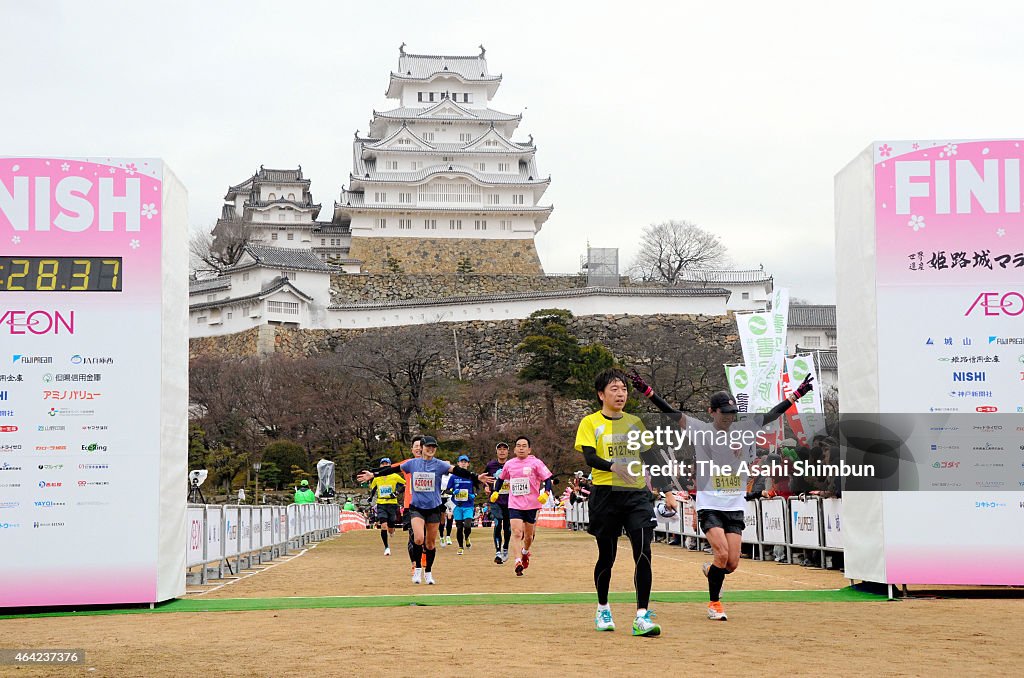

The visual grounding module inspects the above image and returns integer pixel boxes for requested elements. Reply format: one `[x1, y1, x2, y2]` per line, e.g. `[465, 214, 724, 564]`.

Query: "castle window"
[267, 300, 299, 315]
[449, 219, 462, 230]
[473, 162, 487, 171]
[385, 160, 399, 170]
[287, 233, 294, 241]
[459, 133, 472, 142]
[399, 218, 412, 230]
[278, 213, 286, 222]
[321, 239, 326, 246]
[377, 218, 387, 229]
[418, 92, 424, 102]
[287, 193, 295, 200]
[398, 192, 412, 204]
[463, 93, 473, 103]
[422, 132, 435, 142]
[207, 294, 215, 301]
[261, 213, 270, 221]
[474, 220, 487, 231]
[410, 161, 422, 170]
[375, 192, 388, 203]
[512, 194, 525, 205]
[268, 193, 276, 200]
[500, 220, 512, 231]
[271, 233, 278, 240]
[227, 311, 232, 320]
[742, 292, 750, 300]
[424, 219, 436, 230]
[487, 193, 500, 205]
[803, 336, 821, 347]
[196, 316, 206, 324]
[497, 162, 510, 172]
[242, 272, 249, 281]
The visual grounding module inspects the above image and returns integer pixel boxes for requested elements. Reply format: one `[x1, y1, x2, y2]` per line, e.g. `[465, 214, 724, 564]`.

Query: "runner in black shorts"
[485, 442, 512, 564]
[574, 369, 677, 637]
[368, 457, 405, 556]
[630, 370, 813, 621]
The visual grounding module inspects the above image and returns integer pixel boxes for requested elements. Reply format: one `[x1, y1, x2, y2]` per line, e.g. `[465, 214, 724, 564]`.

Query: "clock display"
[0, 256, 122, 292]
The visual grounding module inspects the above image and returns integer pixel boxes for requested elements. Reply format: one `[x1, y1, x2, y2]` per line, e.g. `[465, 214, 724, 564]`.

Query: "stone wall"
[192, 314, 741, 382]
[331, 272, 592, 303]
[189, 326, 260, 360]
[348, 236, 544, 275]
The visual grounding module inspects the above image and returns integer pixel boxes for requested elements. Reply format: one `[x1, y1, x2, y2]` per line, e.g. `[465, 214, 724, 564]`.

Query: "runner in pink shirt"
[489, 435, 553, 576]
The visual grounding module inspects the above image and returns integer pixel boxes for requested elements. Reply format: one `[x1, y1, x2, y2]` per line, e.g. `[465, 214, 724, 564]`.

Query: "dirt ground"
[2, 528, 1022, 677]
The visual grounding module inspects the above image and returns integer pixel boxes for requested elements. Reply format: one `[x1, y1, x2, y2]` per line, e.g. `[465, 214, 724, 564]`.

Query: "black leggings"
[594, 528, 653, 609]
[456, 519, 473, 547]
[493, 508, 511, 551]
[443, 515, 454, 537]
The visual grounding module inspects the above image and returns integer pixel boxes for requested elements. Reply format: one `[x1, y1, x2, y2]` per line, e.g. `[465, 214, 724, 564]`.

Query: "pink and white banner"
[0, 157, 187, 606]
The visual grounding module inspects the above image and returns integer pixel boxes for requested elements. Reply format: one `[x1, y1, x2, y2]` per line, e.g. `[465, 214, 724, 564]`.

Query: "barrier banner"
[823, 498, 843, 549]
[742, 500, 759, 543]
[789, 498, 823, 548]
[760, 499, 787, 544]
[224, 507, 239, 557]
[186, 507, 205, 567]
[207, 506, 222, 559]
[339, 509, 367, 532]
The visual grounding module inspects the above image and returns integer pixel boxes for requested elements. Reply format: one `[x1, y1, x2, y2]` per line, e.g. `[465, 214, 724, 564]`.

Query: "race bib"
[454, 489, 469, 502]
[378, 485, 393, 498]
[510, 477, 531, 496]
[712, 474, 743, 494]
[412, 472, 435, 493]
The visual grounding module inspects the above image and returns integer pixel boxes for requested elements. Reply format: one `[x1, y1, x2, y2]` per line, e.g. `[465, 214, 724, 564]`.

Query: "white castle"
[336, 44, 553, 272]
[189, 46, 772, 339]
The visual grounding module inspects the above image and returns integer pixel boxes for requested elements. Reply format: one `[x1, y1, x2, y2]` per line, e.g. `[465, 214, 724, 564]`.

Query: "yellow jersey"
[370, 473, 405, 505]
[574, 410, 649, 489]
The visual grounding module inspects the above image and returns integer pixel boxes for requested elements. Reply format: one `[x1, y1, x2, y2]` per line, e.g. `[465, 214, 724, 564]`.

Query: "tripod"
[187, 479, 206, 504]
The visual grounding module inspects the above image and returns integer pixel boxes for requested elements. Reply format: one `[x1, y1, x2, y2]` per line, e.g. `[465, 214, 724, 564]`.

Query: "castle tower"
[214, 166, 324, 252]
[334, 45, 553, 274]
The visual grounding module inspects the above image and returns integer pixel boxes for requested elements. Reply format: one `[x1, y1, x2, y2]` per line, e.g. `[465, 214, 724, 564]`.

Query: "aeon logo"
[0, 310, 75, 335]
[965, 292, 1024, 317]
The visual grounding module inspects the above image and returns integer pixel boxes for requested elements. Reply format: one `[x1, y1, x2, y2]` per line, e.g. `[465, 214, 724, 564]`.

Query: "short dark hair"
[514, 435, 531, 447]
[411, 435, 423, 445]
[594, 368, 629, 394]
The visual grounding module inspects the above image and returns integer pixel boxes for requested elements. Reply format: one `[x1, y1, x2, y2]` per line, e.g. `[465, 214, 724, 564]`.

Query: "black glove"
[629, 369, 654, 397]
[793, 373, 814, 399]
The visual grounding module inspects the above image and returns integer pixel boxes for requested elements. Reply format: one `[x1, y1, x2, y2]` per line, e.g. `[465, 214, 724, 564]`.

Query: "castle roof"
[226, 244, 334, 274]
[188, 277, 231, 295]
[675, 269, 774, 285]
[350, 163, 550, 188]
[386, 49, 502, 98]
[372, 102, 521, 123]
[788, 304, 836, 328]
[189, 276, 313, 312]
[225, 166, 310, 200]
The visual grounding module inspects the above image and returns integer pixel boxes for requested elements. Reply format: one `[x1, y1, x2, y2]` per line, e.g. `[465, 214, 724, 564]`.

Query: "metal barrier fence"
[185, 503, 340, 585]
[566, 496, 843, 565]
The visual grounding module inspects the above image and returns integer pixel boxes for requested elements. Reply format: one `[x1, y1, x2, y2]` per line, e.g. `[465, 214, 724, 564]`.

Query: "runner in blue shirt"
[359, 436, 491, 584]
[446, 454, 479, 555]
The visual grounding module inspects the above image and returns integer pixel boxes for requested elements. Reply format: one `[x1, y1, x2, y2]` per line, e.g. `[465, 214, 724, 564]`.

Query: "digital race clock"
[0, 256, 122, 291]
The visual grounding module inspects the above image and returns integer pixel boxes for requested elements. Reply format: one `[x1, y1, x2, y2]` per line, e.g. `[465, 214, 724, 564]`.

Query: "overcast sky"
[3, 1, 1023, 302]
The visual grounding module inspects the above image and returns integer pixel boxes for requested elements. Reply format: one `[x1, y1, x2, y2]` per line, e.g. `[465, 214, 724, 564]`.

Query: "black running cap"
[709, 391, 739, 413]
[421, 435, 438, 447]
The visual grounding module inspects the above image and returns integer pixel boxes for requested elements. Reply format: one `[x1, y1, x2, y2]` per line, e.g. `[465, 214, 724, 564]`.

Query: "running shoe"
[494, 551, 504, 565]
[384, 547, 391, 557]
[707, 601, 728, 621]
[632, 610, 661, 637]
[412, 567, 423, 585]
[425, 572, 436, 585]
[466, 537, 471, 548]
[445, 536, 452, 546]
[514, 559, 525, 576]
[521, 550, 531, 570]
[440, 539, 447, 548]
[595, 608, 615, 632]
[457, 548, 464, 556]
[701, 562, 711, 578]
[501, 549, 509, 563]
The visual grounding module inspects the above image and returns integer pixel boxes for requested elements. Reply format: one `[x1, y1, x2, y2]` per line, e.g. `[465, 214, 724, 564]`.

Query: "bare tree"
[628, 220, 730, 284]
[190, 220, 253, 273]
[340, 325, 446, 442]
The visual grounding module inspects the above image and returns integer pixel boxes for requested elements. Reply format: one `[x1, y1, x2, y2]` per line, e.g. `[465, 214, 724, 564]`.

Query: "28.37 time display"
[0, 256, 122, 292]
